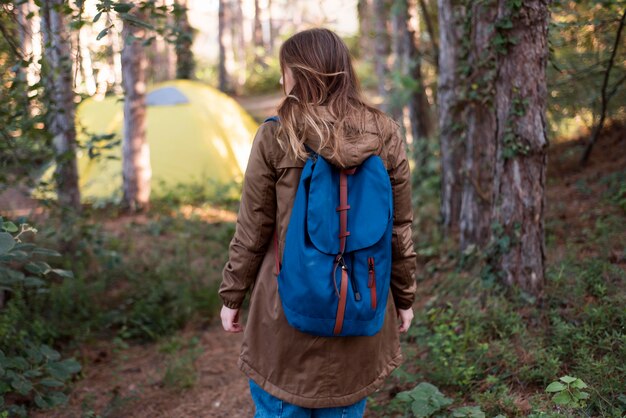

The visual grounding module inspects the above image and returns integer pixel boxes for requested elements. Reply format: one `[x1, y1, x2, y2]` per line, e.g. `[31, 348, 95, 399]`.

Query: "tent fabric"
[145, 86, 190, 106]
[63, 80, 258, 202]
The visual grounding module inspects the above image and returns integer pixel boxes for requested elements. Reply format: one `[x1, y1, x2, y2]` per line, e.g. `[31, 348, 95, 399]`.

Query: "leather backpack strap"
[333, 167, 357, 335]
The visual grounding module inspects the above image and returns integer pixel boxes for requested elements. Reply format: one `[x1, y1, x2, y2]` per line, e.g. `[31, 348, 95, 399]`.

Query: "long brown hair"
[276, 28, 393, 165]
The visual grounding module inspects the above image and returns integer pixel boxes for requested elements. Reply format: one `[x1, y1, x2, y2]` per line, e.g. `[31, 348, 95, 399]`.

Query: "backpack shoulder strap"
[264, 116, 279, 123]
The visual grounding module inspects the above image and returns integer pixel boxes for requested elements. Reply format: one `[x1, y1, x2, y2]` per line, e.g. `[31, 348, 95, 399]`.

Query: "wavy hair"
[276, 28, 393, 165]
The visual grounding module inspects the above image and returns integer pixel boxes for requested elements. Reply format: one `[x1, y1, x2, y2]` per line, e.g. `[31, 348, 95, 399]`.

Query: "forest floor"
[16, 116, 626, 417]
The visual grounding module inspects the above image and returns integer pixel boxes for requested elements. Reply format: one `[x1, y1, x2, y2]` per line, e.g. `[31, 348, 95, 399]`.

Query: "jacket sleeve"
[219, 122, 277, 309]
[388, 127, 418, 310]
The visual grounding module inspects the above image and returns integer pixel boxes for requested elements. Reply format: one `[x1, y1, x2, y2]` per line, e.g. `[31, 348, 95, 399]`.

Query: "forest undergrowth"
[1, 124, 625, 417]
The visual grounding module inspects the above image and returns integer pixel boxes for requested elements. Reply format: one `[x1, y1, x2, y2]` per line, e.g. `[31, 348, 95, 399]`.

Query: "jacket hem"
[237, 352, 403, 409]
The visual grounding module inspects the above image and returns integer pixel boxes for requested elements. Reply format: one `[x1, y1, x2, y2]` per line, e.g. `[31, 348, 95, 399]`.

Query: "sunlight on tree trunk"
[41, 0, 81, 212]
[121, 7, 151, 211]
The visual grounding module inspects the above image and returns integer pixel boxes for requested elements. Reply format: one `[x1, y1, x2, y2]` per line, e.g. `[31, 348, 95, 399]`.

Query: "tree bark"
[121, 7, 151, 211]
[437, 0, 465, 232]
[16, 0, 35, 110]
[406, 0, 434, 172]
[218, 0, 231, 93]
[40, 0, 81, 212]
[373, 0, 391, 110]
[232, 0, 246, 91]
[175, 0, 195, 80]
[253, 0, 265, 65]
[357, 0, 373, 58]
[459, 1, 498, 248]
[491, 0, 549, 294]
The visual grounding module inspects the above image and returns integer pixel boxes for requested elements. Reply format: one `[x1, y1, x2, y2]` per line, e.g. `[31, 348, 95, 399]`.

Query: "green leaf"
[559, 375, 577, 384]
[23, 276, 46, 287]
[570, 378, 587, 389]
[14, 243, 36, 251]
[23, 369, 43, 378]
[34, 393, 51, 409]
[93, 11, 102, 22]
[7, 356, 29, 371]
[31, 247, 61, 257]
[47, 391, 68, 406]
[24, 261, 51, 275]
[96, 28, 109, 41]
[0, 233, 15, 254]
[452, 406, 486, 417]
[2, 222, 18, 233]
[546, 381, 566, 392]
[10, 376, 33, 395]
[552, 391, 573, 405]
[575, 391, 590, 400]
[50, 269, 74, 279]
[40, 345, 61, 361]
[113, 2, 133, 13]
[39, 378, 64, 388]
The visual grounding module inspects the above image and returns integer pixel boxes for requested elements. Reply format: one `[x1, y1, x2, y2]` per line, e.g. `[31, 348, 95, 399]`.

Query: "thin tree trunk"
[390, 0, 408, 124]
[580, 8, 625, 164]
[16, 0, 34, 109]
[109, 16, 124, 94]
[218, 0, 231, 93]
[437, 0, 465, 232]
[268, 0, 275, 54]
[175, 0, 195, 79]
[491, 0, 549, 294]
[253, 0, 266, 66]
[407, 0, 434, 172]
[79, 25, 97, 95]
[459, 1, 498, 248]
[418, 0, 438, 70]
[232, 0, 246, 91]
[121, 7, 151, 211]
[357, 0, 373, 58]
[373, 0, 391, 110]
[41, 0, 81, 212]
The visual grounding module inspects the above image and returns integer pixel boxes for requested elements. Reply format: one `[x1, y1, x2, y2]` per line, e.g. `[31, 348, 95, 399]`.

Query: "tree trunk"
[16, 0, 35, 110]
[406, 0, 434, 172]
[108, 17, 124, 94]
[437, 0, 465, 232]
[459, 2, 498, 248]
[78, 25, 97, 95]
[253, 0, 264, 64]
[373, 0, 391, 110]
[232, 0, 246, 91]
[268, 0, 275, 54]
[121, 8, 151, 211]
[390, 0, 408, 125]
[40, 0, 81, 212]
[357, 0, 373, 58]
[175, 0, 195, 80]
[218, 0, 231, 93]
[491, 0, 549, 294]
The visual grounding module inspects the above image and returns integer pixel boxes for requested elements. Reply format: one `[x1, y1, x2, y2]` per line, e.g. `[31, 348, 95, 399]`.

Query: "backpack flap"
[307, 155, 392, 255]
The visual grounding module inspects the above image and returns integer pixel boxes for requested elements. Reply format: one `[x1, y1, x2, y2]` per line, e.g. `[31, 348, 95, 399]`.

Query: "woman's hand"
[221, 305, 244, 333]
[397, 307, 414, 333]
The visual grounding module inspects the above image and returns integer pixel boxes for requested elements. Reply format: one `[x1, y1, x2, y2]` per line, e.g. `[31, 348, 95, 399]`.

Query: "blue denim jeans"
[249, 380, 367, 418]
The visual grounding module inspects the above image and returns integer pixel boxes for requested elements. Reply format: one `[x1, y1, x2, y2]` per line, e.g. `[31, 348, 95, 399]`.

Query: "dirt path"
[36, 323, 253, 418]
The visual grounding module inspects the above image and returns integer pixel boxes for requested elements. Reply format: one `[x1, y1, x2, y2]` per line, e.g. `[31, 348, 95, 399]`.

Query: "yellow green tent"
[52, 80, 258, 202]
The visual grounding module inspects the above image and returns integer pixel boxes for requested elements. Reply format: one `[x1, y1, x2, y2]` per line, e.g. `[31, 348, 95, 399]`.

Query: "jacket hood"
[301, 105, 391, 168]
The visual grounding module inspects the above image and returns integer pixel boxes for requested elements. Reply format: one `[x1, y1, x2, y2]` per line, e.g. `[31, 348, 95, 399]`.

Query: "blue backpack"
[266, 116, 393, 337]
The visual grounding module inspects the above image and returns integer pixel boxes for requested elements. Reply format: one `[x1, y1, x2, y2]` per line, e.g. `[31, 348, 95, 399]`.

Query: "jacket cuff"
[222, 298, 243, 309]
[393, 295, 415, 310]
